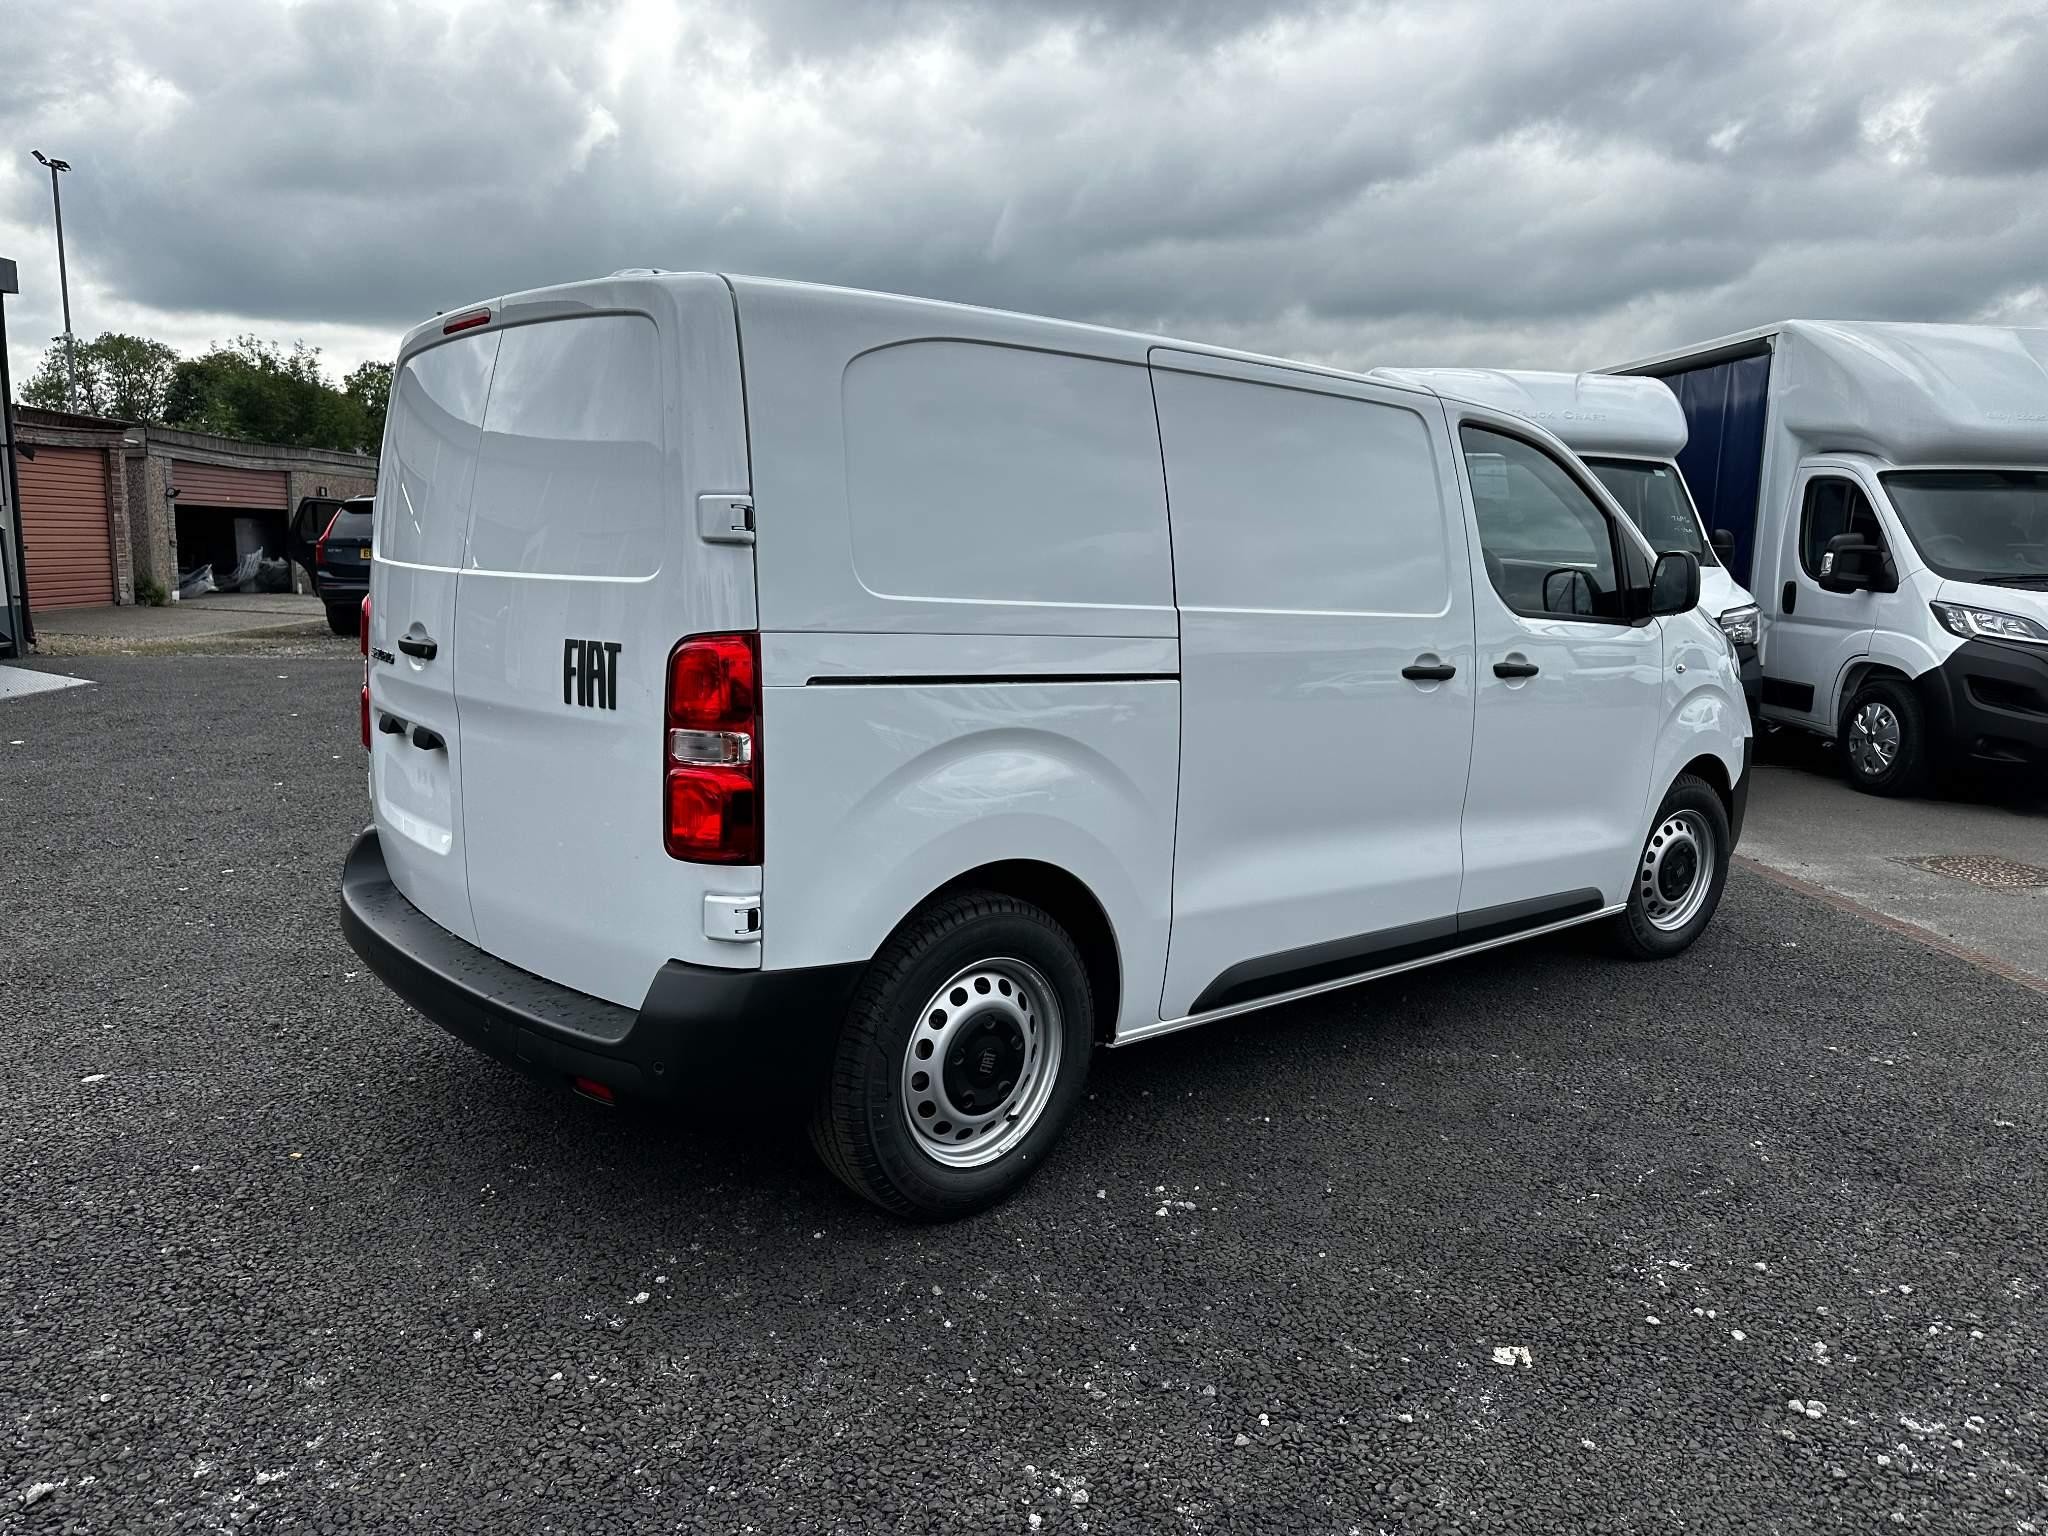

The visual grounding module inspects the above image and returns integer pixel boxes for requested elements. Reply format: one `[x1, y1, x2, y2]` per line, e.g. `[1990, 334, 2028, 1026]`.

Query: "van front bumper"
[339, 827, 861, 1102]
[1915, 639, 2048, 774]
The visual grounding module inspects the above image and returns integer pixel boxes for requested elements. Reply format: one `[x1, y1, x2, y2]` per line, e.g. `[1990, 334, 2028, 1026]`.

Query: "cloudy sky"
[4, 0, 2045, 393]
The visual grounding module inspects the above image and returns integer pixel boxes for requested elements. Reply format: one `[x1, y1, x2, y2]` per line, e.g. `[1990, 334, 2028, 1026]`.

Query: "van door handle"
[409, 725, 446, 752]
[1493, 658, 1540, 679]
[1781, 581, 1797, 614]
[1401, 659, 1458, 682]
[397, 626, 438, 660]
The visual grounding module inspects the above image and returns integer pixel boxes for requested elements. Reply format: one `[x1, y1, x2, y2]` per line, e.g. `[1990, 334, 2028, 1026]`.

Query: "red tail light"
[663, 632, 760, 863]
[314, 509, 340, 568]
[359, 596, 372, 750]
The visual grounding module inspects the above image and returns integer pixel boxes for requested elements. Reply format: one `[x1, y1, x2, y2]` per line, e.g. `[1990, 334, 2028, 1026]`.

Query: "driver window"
[1459, 425, 1625, 620]
[1799, 477, 1883, 579]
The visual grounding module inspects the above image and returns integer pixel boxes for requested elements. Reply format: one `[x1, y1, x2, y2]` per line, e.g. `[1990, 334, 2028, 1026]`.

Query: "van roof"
[1611, 320, 2048, 465]
[400, 270, 1454, 405]
[1367, 368, 1687, 458]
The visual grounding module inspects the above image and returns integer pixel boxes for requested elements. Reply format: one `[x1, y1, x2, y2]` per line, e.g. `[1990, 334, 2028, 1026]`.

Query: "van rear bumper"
[339, 827, 861, 1102]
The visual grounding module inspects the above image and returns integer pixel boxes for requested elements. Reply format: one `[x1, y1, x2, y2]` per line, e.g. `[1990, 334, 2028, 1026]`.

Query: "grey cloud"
[3, 0, 2045, 381]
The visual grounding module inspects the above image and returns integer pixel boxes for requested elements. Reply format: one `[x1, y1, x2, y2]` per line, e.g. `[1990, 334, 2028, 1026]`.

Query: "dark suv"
[294, 496, 373, 635]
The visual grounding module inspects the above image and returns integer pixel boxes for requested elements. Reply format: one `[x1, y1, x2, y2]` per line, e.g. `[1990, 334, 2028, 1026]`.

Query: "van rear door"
[368, 325, 501, 943]
[454, 279, 757, 1007]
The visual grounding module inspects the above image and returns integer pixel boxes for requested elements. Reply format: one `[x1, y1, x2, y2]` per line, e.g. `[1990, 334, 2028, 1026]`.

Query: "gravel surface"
[3, 656, 2046, 1533]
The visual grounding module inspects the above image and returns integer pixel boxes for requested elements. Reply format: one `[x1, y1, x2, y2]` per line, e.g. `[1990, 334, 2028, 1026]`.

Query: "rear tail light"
[663, 632, 760, 863]
[359, 595, 372, 750]
[314, 509, 340, 568]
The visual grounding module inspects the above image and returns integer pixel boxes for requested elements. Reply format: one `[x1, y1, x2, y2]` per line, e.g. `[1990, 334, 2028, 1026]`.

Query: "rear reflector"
[442, 308, 491, 334]
[571, 1076, 615, 1105]
[360, 684, 370, 751]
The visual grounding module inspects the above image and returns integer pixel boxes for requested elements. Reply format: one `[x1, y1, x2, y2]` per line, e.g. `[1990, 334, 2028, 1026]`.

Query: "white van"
[1615, 322, 2048, 794]
[1370, 369, 1762, 712]
[340, 273, 1752, 1218]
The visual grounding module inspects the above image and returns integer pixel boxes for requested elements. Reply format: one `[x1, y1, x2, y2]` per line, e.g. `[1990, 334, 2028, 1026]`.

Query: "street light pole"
[30, 150, 75, 412]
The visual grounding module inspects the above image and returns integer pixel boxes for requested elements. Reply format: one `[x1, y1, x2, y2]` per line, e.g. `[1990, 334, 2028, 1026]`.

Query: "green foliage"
[342, 359, 393, 450]
[134, 575, 168, 607]
[21, 331, 389, 454]
[21, 332, 180, 421]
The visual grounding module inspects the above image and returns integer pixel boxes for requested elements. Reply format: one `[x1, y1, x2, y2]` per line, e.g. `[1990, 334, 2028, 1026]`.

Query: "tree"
[21, 328, 388, 453]
[20, 332, 179, 421]
[343, 359, 392, 450]
[163, 337, 376, 452]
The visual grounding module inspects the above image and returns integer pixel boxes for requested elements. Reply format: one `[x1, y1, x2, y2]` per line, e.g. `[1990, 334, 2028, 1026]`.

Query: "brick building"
[13, 407, 376, 609]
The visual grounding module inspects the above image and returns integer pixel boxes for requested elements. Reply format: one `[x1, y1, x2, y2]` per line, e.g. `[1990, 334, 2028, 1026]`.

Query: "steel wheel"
[1639, 808, 1715, 933]
[898, 958, 1064, 1170]
[1847, 701, 1901, 780]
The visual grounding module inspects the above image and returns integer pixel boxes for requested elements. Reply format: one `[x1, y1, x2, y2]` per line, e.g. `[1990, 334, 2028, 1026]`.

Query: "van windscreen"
[1881, 469, 2048, 586]
[1584, 457, 1714, 565]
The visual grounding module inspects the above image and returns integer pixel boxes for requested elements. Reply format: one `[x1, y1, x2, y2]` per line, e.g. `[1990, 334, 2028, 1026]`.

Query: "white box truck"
[340, 272, 1751, 1218]
[1372, 368, 1762, 711]
[1615, 322, 2048, 794]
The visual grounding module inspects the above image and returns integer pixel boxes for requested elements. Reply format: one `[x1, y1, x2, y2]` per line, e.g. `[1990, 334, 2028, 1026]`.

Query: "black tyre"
[810, 890, 1094, 1220]
[325, 602, 357, 637]
[1612, 773, 1731, 960]
[1838, 676, 1931, 797]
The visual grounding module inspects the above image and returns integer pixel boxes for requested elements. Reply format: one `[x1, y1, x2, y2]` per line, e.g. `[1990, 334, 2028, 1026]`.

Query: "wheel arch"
[1836, 659, 1914, 729]
[924, 860, 1122, 1043]
[1677, 752, 1733, 823]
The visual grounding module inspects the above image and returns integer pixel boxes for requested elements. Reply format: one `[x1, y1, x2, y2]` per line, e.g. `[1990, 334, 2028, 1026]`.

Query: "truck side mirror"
[1648, 550, 1700, 616]
[1817, 533, 1892, 593]
[1710, 528, 1736, 564]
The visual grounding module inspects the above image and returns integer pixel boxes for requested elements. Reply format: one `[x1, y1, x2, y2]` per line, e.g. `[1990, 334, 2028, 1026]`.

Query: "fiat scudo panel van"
[342, 274, 1751, 1218]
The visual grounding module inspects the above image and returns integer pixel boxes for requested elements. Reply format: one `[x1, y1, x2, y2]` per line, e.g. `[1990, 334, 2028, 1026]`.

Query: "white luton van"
[1371, 368, 1763, 712]
[340, 273, 1751, 1218]
[1615, 322, 2048, 794]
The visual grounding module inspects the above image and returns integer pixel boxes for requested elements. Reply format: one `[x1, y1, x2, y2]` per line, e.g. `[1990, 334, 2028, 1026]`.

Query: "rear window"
[329, 508, 372, 541]
[381, 332, 499, 568]
[464, 315, 665, 578]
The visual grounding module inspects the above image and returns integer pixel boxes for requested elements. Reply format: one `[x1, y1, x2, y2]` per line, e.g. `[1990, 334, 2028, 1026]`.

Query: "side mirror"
[1710, 527, 1737, 564]
[1541, 567, 1595, 617]
[1817, 533, 1895, 593]
[1648, 550, 1701, 616]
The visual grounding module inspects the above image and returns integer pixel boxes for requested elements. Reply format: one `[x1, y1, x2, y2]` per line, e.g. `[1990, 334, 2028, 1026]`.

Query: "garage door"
[173, 461, 288, 509]
[18, 447, 114, 609]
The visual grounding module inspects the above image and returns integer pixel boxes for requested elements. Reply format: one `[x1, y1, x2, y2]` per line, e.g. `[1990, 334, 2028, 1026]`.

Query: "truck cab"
[1619, 322, 2048, 795]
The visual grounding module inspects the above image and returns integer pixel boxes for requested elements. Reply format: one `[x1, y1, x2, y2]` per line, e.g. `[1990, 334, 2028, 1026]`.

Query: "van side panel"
[735, 287, 1181, 1036]
[728, 279, 1176, 640]
[1149, 351, 1478, 1021]
[451, 276, 758, 1008]
[758, 680, 1179, 1039]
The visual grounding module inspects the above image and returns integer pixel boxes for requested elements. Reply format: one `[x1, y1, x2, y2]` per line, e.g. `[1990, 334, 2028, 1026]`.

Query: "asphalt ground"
[3, 652, 2045, 1534]
[1741, 729, 2048, 985]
